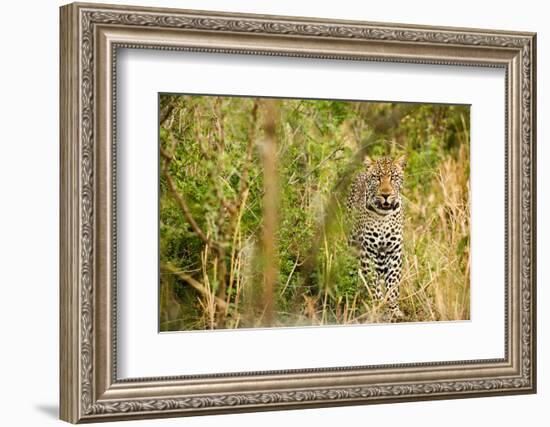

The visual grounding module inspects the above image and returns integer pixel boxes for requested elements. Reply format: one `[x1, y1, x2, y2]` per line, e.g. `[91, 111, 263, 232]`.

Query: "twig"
[279, 256, 303, 296]
[160, 146, 173, 161]
[288, 147, 344, 185]
[159, 98, 177, 125]
[161, 262, 228, 310]
[162, 160, 222, 252]
[161, 132, 224, 252]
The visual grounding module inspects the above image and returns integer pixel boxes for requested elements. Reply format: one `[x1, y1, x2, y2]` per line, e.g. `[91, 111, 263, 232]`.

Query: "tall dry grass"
[399, 142, 470, 322]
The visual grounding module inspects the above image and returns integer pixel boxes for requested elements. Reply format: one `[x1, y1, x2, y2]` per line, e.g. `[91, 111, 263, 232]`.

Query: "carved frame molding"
[60, 2, 536, 423]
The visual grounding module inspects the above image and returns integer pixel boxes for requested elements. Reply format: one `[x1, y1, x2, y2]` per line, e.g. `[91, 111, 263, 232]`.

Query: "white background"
[118, 50, 505, 377]
[0, 0, 545, 426]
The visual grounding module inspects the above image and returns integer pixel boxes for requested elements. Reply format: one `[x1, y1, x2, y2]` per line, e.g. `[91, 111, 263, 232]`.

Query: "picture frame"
[59, 2, 536, 423]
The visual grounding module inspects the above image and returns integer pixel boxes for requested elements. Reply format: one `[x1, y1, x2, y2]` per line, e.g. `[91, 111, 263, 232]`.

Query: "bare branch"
[159, 97, 178, 126]
[162, 162, 222, 253]
[162, 263, 228, 310]
[160, 146, 173, 160]
[288, 147, 344, 185]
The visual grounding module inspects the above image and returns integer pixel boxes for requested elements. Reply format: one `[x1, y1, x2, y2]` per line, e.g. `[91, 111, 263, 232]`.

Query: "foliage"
[159, 95, 470, 331]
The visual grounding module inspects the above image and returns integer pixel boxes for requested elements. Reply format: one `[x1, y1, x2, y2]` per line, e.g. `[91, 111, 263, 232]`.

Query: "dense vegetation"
[159, 94, 470, 331]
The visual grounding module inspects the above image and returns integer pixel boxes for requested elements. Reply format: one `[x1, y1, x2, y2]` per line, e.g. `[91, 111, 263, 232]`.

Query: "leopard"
[346, 155, 407, 320]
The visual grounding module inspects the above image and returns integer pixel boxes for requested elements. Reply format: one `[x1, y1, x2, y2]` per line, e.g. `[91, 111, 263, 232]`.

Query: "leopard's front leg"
[359, 253, 384, 302]
[385, 248, 404, 319]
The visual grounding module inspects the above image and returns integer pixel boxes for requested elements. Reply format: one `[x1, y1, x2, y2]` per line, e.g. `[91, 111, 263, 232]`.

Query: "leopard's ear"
[394, 155, 407, 170]
[364, 156, 374, 170]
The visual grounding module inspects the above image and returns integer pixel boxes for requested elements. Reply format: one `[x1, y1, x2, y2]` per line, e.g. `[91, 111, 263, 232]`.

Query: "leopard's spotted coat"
[347, 156, 406, 319]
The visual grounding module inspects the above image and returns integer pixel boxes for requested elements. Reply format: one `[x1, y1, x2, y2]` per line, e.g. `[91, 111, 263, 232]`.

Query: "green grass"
[159, 96, 470, 331]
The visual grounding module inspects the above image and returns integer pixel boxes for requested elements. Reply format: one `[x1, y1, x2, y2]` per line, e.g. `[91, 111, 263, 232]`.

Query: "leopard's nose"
[381, 193, 391, 202]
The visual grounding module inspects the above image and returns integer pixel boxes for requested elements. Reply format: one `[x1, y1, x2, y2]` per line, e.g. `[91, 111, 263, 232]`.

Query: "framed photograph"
[60, 2, 536, 423]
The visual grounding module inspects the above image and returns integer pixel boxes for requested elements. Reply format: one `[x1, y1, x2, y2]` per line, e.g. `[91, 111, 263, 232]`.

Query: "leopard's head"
[364, 155, 406, 215]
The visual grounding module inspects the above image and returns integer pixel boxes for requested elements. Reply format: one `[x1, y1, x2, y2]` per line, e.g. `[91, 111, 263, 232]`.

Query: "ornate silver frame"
[60, 2, 536, 423]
